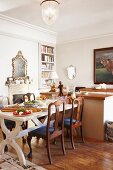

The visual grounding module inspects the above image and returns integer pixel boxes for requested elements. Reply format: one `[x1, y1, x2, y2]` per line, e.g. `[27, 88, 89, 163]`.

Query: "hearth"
[13, 94, 24, 104]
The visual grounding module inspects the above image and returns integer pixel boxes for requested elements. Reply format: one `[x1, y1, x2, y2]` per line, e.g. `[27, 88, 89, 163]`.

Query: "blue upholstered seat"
[30, 124, 61, 137]
[59, 118, 76, 127]
[64, 118, 76, 127]
[31, 125, 54, 137]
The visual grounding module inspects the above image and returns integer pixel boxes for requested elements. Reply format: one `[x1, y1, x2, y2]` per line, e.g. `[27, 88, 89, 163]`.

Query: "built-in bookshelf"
[39, 44, 55, 89]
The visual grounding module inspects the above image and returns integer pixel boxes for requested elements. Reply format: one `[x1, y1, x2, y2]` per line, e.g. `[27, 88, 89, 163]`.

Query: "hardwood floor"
[0, 129, 113, 170]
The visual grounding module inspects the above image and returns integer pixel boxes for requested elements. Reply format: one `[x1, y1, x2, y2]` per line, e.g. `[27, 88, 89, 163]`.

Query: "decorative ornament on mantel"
[40, 0, 60, 25]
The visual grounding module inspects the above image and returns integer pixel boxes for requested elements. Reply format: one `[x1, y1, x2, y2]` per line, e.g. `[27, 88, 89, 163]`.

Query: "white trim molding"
[0, 14, 57, 44]
[57, 32, 113, 45]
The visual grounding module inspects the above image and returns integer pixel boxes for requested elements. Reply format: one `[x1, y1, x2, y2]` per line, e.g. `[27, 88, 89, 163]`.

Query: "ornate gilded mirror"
[66, 65, 76, 80]
[12, 51, 27, 80]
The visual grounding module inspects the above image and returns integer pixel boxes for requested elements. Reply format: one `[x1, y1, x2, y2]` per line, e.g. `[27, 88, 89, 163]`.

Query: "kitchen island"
[81, 93, 113, 141]
[80, 87, 113, 94]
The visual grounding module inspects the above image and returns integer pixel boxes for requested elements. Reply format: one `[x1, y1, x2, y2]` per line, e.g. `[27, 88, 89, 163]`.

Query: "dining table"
[0, 102, 76, 166]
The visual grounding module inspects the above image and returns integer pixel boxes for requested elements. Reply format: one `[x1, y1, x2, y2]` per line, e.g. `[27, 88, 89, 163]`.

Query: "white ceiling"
[0, 0, 113, 44]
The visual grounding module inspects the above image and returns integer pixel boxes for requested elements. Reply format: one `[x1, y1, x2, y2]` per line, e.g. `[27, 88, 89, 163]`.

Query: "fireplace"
[8, 84, 29, 104]
[13, 94, 24, 104]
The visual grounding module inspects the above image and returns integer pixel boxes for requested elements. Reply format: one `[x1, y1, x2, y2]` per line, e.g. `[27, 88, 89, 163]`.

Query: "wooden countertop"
[80, 88, 113, 93]
[40, 92, 58, 95]
[79, 93, 112, 100]
[40, 92, 68, 96]
[40, 89, 113, 100]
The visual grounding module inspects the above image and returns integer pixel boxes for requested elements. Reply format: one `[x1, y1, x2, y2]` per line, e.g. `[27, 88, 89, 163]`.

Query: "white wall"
[0, 15, 56, 96]
[56, 35, 113, 89]
[0, 34, 38, 96]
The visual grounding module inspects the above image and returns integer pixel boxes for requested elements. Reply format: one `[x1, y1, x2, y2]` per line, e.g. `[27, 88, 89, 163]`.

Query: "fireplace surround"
[8, 84, 29, 104]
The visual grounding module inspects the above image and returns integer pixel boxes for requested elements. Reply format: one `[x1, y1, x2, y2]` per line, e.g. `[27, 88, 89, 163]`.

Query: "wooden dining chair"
[23, 93, 35, 102]
[23, 93, 36, 139]
[64, 96, 84, 149]
[27, 100, 66, 164]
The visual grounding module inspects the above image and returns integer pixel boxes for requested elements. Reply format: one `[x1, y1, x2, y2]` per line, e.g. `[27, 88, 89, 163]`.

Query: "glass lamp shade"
[41, 0, 59, 25]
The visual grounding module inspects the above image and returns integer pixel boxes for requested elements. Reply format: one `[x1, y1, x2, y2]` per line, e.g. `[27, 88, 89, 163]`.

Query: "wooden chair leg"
[80, 126, 84, 143]
[22, 137, 26, 144]
[27, 135, 33, 158]
[66, 128, 69, 138]
[47, 140, 52, 164]
[9, 127, 12, 131]
[70, 128, 75, 149]
[61, 133, 66, 155]
[53, 138, 56, 145]
[21, 121, 28, 144]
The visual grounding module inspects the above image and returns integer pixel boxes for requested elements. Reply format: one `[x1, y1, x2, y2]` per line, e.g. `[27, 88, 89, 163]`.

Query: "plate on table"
[13, 109, 33, 117]
[13, 113, 33, 117]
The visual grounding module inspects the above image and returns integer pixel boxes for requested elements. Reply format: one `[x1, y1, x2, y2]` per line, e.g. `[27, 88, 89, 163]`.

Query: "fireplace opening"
[13, 94, 24, 104]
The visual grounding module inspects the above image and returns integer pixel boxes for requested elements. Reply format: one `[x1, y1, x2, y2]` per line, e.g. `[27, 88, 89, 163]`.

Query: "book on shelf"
[41, 54, 45, 61]
[41, 45, 46, 53]
[41, 45, 54, 54]
[47, 47, 53, 54]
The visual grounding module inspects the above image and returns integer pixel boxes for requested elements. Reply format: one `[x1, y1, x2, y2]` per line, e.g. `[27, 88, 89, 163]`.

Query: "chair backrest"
[71, 97, 84, 124]
[47, 100, 65, 140]
[23, 93, 35, 102]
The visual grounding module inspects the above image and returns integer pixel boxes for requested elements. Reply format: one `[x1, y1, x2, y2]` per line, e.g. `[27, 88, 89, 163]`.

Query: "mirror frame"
[12, 51, 27, 80]
[66, 65, 76, 80]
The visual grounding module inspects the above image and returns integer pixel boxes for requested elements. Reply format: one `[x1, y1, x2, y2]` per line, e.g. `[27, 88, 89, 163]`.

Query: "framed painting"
[94, 47, 113, 84]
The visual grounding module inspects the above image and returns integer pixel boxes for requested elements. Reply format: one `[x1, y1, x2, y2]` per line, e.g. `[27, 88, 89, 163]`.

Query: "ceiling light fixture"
[40, 0, 60, 25]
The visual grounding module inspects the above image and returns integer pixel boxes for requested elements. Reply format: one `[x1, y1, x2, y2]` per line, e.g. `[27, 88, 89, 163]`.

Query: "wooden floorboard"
[0, 129, 113, 170]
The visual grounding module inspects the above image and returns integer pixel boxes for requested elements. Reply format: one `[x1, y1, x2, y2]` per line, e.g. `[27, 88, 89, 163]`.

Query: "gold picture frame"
[12, 51, 27, 80]
[94, 47, 113, 84]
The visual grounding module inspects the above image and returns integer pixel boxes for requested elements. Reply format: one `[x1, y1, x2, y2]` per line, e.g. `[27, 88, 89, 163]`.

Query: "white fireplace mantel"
[8, 84, 30, 104]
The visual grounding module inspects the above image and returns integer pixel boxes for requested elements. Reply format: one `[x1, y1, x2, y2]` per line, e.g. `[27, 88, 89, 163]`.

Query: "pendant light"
[40, 0, 60, 25]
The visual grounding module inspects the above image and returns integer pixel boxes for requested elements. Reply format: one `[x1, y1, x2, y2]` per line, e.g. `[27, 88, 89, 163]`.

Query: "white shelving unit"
[38, 43, 56, 89]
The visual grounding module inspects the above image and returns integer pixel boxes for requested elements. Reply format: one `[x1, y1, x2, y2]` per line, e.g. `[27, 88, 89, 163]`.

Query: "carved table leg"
[0, 119, 26, 166]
